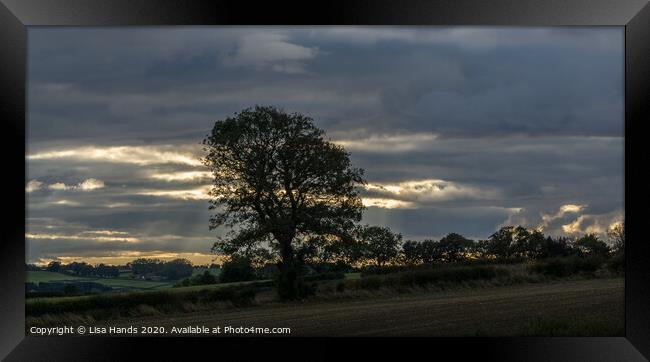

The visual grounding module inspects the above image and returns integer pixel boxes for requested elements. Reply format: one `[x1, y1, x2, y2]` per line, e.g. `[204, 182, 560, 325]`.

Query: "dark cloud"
[26, 27, 624, 263]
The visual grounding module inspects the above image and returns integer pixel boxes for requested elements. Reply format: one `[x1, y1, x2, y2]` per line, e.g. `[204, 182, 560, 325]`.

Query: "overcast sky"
[26, 27, 624, 265]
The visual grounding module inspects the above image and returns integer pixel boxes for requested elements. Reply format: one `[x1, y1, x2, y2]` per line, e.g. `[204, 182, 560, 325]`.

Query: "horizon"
[26, 26, 624, 265]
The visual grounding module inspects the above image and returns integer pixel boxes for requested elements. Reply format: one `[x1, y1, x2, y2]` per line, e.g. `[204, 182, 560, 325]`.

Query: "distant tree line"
[44, 261, 120, 278]
[35, 258, 196, 280]
[220, 222, 625, 276]
[127, 258, 193, 280]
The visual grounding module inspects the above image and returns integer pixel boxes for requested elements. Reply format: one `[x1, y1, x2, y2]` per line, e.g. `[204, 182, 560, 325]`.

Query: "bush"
[606, 253, 624, 273]
[350, 265, 509, 290]
[175, 270, 219, 287]
[529, 256, 605, 277]
[26, 284, 265, 317]
[219, 257, 257, 283]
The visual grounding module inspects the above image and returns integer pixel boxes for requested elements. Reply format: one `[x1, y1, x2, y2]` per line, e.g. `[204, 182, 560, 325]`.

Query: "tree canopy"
[203, 106, 366, 299]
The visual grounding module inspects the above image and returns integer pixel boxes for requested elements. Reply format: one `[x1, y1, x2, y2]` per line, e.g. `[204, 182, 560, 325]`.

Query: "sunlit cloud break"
[44, 178, 105, 191]
[26, 232, 140, 243]
[364, 179, 499, 204]
[362, 197, 416, 209]
[27, 145, 202, 166]
[148, 171, 212, 182]
[25, 180, 43, 193]
[540, 203, 586, 227]
[136, 186, 212, 200]
[333, 133, 439, 153]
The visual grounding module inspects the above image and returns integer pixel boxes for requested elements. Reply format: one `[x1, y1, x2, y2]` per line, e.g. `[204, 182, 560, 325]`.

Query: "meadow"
[26, 268, 222, 291]
[27, 277, 623, 336]
[25, 261, 623, 336]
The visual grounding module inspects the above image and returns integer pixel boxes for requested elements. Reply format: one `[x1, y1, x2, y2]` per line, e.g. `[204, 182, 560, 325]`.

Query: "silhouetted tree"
[607, 221, 625, 254]
[161, 258, 193, 279]
[46, 261, 62, 273]
[402, 240, 421, 265]
[95, 263, 119, 277]
[219, 256, 257, 283]
[64, 261, 94, 276]
[419, 239, 443, 264]
[128, 258, 163, 275]
[538, 236, 575, 258]
[204, 106, 365, 300]
[486, 226, 517, 259]
[358, 225, 402, 267]
[575, 234, 610, 257]
[438, 233, 473, 262]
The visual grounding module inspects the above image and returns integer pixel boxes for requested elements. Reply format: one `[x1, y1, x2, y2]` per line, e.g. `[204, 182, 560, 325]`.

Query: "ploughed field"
[104, 277, 623, 336]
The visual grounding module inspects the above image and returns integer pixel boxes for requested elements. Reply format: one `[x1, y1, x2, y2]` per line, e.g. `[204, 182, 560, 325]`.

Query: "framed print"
[1, 0, 648, 360]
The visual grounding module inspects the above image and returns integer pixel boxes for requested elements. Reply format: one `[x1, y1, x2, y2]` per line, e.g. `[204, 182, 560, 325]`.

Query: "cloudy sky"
[26, 27, 624, 265]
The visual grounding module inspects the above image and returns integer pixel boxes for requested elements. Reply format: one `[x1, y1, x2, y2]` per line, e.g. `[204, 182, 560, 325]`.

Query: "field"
[27, 269, 222, 291]
[85, 277, 623, 336]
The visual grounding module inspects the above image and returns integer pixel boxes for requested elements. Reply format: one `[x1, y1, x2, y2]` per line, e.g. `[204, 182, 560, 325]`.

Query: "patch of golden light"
[105, 202, 131, 208]
[541, 203, 586, 224]
[25, 180, 43, 193]
[26, 232, 140, 243]
[78, 178, 105, 190]
[27, 145, 202, 167]
[362, 197, 416, 209]
[40, 252, 222, 266]
[149, 171, 213, 182]
[48, 182, 70, 190]
[333, 133, 439, 152]
[137, 185, 212, 200]
[608, 220, 624, 231]
[561, 216, 585, 234]
[81, 230, 130, 236]
[364, 179, 497, 202]
[51, 199, 81, 206]
[559, 204, 585, 214]
[584, 224, 606, 235]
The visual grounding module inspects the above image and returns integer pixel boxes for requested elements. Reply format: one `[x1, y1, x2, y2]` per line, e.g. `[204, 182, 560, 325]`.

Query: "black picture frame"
[1, 1, 648, 360]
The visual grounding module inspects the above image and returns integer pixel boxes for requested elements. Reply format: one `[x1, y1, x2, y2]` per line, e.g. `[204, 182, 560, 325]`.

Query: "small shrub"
[26, 284, 262, 318]
[219, 257, 257, 283]
[350, 265, 509, 291]
[606, 253, 624, 273]
[529, 256, 605, 277]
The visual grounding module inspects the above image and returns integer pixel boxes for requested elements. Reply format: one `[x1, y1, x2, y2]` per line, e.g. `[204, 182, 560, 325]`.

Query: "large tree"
[203, 106, 365, 299]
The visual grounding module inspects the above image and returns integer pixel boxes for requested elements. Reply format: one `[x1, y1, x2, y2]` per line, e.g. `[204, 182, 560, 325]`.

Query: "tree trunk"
[277, 233, 298, 300]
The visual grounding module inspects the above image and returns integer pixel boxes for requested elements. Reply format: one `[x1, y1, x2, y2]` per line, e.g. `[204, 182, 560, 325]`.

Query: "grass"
[45, 277, 623, 336]
[26, 282, 271, 326]
[26, 271, 87, 283]
[27, 271, 177, 291]
[344, 272, 361, 280]
[346, 265, 512, 292]
[191, 268, 221, 277]
[28, 269, 222, 291]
